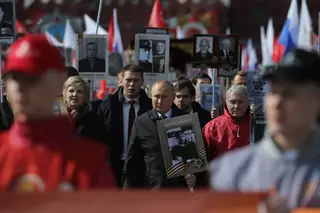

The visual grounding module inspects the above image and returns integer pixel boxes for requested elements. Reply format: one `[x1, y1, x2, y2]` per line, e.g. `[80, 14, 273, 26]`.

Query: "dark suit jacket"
[192, 102, 211, 129]
[193, 51, 213, 61]
[123, 105, 192, 189]
[219, 49, 234, 60]
[97, 87, 152, 187]
[79, 57, 106, 73]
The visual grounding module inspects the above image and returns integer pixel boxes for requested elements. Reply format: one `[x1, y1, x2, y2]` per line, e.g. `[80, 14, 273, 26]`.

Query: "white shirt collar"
[157, 108, 172, 119]
[123, 96, 139, 104]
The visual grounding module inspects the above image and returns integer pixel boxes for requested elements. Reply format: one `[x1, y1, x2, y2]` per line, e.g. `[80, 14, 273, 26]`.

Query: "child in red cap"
[0, 34, 115, 192]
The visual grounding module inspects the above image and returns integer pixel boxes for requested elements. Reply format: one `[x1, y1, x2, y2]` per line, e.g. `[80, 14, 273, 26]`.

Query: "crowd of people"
[0, 34, 319, 211]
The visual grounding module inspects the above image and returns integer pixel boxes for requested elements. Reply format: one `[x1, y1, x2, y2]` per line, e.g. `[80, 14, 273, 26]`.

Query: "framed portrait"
[0, 0, 15, 44]
[144, 27, 169, 35]
[157, 113, 208, 179]
[76, 34, 108, 79]
[192, 34, 218, 68]
[134, 34, 170, 85]
[215, 34, 240, 77]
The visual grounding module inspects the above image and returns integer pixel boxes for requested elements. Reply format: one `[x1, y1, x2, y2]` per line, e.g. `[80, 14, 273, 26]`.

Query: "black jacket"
[0, 96, 13, 131]
[192, 102, 211, 129]
[97, 87, 152, 186]
[74, 110, 107, 144]
[123, 105, 191, 189]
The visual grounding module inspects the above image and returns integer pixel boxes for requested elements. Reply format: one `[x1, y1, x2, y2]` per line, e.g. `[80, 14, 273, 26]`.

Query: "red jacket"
[0, 116, 115, 192]
[202, 107, 250, 160]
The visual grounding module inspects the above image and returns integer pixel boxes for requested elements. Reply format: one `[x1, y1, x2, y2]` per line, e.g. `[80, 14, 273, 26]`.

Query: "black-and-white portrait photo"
[0, 1, 15, 38]
[108, 52, 123, 77]
[135, 34, 170, 85]
[167, 125, 198, 166]
[152, 40, 166, 56]
[152, 56, 165, 73]
[219, 37, 235, 62]
[157, 113, 208, 178]
[138, 39, 153, 72]
[78, 37, 106, 73]
[193, 36, 213, 61]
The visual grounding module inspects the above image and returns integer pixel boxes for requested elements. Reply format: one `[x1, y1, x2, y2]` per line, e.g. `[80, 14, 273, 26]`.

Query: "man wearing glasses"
[174, 79, 211, 129]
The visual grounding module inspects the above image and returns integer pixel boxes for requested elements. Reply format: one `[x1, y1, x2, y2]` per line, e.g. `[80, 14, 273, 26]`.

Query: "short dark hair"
[174, 79, 196, 97]
[121, 64, 144, 80]
[231, 71, 247, 80]
[191, 73, 212, 86]
[87, 42, 97, 48]
[66, 66, 79, 77]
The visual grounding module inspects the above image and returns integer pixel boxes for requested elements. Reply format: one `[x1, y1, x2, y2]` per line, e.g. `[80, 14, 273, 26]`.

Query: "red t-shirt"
[0, 116, 115, 192]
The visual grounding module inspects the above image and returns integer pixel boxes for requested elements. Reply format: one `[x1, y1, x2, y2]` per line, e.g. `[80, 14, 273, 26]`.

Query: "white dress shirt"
[122, 96, 140, 160]
[157, 108, 172, 119]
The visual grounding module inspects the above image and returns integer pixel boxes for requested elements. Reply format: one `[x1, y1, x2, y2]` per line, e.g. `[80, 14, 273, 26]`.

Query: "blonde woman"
[62, 76, 107, 143]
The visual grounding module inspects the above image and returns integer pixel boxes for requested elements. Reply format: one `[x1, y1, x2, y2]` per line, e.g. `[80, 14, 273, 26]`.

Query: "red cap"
[2, 34, 65, 76]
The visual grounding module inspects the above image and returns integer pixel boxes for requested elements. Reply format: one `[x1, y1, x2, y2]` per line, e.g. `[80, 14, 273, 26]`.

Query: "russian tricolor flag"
[278, 0, 299, 58]
[108, 9, 124, 57]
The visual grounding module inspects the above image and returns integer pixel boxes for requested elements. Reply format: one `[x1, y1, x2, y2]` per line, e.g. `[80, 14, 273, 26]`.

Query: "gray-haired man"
[209, 49, 320, 210]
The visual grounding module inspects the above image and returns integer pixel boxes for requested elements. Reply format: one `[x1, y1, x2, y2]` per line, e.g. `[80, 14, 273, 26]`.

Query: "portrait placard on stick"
[0, 0, 16, 44]
[134, 34, 170, 85]
[192, 34, 218, 68]
[216, 34, 240, 77]
[76, 34, 108, 79]
[157, 113, 208, 179]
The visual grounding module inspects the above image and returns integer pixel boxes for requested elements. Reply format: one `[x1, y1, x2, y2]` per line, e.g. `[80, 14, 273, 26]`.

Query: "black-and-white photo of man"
[153, 57, 165, 73]
[152, 40, 165, 56]
[0, 2, 14, 37]
[194, 37, 213, 61]
[219, 38, 234, 61]
[79, 41, 106, 73]
[108, 52, 123, 76]
[139, 40, 153, 72]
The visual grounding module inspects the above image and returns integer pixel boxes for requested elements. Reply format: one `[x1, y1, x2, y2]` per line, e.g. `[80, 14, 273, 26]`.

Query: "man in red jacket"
[203, 85, 250, 160]
[0, 34, 115, 192]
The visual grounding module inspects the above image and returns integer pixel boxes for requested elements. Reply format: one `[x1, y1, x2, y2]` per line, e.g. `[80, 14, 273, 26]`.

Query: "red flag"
[148, 0, 165, 28]
[272, 38, 284, 63]
[96, 80, 107, 100]
[16, 20, 29, 34]
[107, 15, 114, 53]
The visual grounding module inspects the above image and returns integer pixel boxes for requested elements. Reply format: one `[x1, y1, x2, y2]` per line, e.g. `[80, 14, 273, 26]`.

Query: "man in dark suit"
[123, 80, 196, 189]
[79, 42, 106, 73]
[0, 6, 13, 36]
[97, 64, 152, 187]
[219, 38, 234, 61]
[138, 40, 152, 72]
[193, 38, 213, 61]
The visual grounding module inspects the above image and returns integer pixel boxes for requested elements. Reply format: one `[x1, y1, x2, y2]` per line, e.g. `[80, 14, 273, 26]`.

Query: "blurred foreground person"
[210, 49, 320, 209]
[0, 35, 114, 192]
[203, 85, 250, 160]
[62, 76, 107, 143]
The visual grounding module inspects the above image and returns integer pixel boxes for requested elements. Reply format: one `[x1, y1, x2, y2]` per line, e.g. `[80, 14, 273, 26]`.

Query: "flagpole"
[95, 0, 104, 34]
